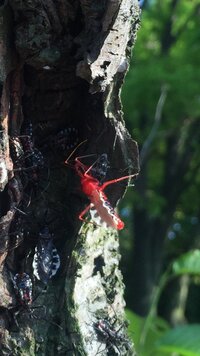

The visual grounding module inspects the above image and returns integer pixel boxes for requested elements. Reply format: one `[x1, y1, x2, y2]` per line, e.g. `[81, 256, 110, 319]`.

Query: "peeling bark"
[0, 1, 140, 355]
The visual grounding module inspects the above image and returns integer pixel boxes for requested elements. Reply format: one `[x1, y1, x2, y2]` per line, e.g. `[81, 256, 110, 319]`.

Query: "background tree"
[0, 1, 140, 355]
[121, 0, 200, 322]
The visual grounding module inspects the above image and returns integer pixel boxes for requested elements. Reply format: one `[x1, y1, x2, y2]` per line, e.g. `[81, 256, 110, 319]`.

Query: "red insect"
[65, 145, 138, 230]
[13, 272, 32, 306]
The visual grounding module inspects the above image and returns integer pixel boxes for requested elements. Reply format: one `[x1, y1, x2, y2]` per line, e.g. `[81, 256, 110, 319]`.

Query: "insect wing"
[51, 248, 60, 276]
[55, 128, 78, 151]
[33, 239, 60, 283]
[90, 190, 124, 230]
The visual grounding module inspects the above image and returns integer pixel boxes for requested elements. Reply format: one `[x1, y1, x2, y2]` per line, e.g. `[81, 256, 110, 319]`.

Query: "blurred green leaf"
[126, 308, 143, 347]
[155, 324, 200, 355]
[121, 1, 200, 350]
[126, 309, 169, 356]
[172, 250, 200, 276]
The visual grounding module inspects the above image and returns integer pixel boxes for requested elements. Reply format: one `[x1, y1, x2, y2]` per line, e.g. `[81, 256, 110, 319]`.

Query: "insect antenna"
[75, 153, 97, 162]
[14, 207, 28, 216]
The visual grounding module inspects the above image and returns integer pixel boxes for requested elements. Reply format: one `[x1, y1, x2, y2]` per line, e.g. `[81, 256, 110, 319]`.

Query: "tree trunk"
[0, 1, 140, 355]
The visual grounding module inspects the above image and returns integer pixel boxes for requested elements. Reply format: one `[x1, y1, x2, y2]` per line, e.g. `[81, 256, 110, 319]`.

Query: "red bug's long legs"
[84, 157, 102, 175]
[75, 154, 96, 162]
[64, 139, 87, 165]
[79, 204, 102, 227]
[74, 154, 98, 174]
[79, 204, 91, 221]
[75, 155, 96, 171]
[100, 173, 138, 191]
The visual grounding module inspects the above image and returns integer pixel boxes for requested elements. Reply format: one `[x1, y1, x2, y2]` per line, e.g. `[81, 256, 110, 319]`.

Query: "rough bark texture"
[0, 1, 140, 355]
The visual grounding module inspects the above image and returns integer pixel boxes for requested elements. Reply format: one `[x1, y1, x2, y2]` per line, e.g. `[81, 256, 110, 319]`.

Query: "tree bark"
[0, 1, 140, 355]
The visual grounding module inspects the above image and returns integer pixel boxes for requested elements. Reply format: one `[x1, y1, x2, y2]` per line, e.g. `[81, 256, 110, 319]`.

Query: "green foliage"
[126, 308, 169, 356]
[127, 310, 200, 356]
[126, 250, 200, 355]
[127, 305, 200, 356]
[122, 0, 200, 162]
[120, 0, 200, 288]
[123, 0, 200, 131]
[121, 1, 200, 353]
[155, 324, 200, 356]
[172, 250, 200, 277]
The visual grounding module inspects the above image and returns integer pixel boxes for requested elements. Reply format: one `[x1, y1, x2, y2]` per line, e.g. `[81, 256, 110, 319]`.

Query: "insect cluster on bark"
[0, 121, 81, 327]
[0, 115, 137, 346]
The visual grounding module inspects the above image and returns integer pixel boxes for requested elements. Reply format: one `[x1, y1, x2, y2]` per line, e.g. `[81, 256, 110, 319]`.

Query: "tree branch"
[140, 84, 168, 167]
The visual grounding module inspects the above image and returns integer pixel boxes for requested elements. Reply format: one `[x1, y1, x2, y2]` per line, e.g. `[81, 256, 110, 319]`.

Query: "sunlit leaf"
[172, 250, 200, 276]
[155, 324, 200, 356]
[126, 309, 169, 356]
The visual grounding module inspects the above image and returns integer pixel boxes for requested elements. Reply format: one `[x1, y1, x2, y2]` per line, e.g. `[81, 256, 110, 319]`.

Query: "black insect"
[90, 153, 110, 185]
[94, 318, 131, 354]
[40, 127, 79, 153]
[13, 272, 33, 306]
[10, 122, 44, 184]
[32, 226, 60, 284]
[8, 279, 40, 330]
[54, 128, 79, 152]
[2, 272, 61, 331]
